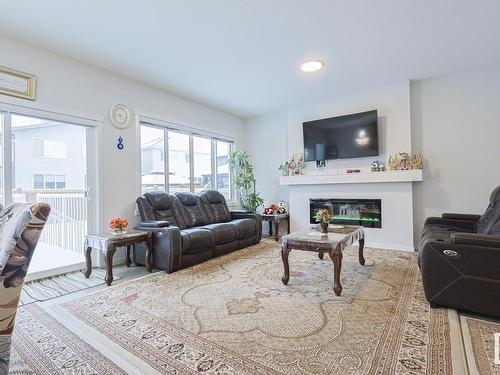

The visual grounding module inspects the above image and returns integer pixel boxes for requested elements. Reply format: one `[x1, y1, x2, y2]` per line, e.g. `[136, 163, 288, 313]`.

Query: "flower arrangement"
[315, 209, 331, 233]
[263, 203, 278, 215]
[315, 209, 331, 223]
[109, 217, 128, 234]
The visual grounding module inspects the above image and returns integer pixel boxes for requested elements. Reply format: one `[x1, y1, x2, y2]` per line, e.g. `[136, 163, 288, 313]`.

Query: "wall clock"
[110, 104, 131, 129]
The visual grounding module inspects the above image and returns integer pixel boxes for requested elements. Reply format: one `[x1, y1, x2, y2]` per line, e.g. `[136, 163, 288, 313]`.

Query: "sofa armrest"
[451, 233, 500, 248]
[424, 217, 477, 232]
[442, 213, 481, 221]
[134, 224, 182, 273]
[137, 220, 170, 229]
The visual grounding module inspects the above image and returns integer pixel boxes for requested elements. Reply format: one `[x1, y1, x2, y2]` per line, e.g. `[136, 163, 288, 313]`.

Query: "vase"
[320, 222, 329, 233]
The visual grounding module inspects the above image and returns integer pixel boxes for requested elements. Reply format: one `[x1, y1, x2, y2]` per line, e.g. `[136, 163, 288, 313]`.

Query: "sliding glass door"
[0, 110, 97, 277]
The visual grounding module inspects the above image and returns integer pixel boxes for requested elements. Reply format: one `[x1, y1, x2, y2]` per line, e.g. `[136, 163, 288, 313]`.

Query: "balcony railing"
[13, 189, 87, 254]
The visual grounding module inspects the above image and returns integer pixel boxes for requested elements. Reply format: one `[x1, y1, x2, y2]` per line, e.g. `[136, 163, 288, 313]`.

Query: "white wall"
[245, 112, 289, 204]
[246, 80, 412, 207]
[411, 65, 500, 243]
[0, 36, 245, 232]
[287, 81, 411, 168]
[245, 80, 415, 248]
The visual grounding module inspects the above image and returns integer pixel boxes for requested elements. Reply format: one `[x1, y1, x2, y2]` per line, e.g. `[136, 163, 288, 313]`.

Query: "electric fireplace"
[310, 198, 382, 228]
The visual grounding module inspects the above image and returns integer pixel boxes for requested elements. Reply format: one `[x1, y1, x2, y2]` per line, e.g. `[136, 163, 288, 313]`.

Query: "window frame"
[139, 122, 235, 202]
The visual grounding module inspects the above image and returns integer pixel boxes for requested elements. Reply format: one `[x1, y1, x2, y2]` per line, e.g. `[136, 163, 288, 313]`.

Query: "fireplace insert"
[310, 198, 382, 228]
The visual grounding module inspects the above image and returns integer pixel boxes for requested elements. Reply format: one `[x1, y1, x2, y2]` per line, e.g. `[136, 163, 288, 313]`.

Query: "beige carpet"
[9, 304, 126, 374]
[461, 315, 500, 375]
[59, 240, 460, 374]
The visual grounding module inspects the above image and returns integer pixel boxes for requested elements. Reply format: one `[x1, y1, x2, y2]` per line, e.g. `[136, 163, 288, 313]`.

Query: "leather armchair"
[0, 203, 51, 373]
[419, 186, 500, 317]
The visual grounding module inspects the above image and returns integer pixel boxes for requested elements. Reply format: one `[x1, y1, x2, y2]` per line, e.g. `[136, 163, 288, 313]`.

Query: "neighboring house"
[140, 136, 230, 194]
[12, 121, 87, 192]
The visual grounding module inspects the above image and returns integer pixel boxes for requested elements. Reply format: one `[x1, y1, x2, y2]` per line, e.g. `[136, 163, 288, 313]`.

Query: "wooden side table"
[260, 213, 290, 241]
[84, 230, 152, 286]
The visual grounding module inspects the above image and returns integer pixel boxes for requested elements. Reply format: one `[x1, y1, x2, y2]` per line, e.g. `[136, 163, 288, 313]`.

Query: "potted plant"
[228, 150, 264, 213]
[315, 209, 332, 233]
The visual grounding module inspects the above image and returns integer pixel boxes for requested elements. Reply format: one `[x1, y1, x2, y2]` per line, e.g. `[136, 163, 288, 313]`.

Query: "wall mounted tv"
[303, 110, 379, 161]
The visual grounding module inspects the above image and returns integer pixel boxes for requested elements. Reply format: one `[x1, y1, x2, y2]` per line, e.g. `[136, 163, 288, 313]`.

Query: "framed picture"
[0, 66, 36, 100]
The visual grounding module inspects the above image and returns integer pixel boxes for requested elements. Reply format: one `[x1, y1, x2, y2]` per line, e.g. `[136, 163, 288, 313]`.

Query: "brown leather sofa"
[418, 185, 500, 317]
[134, 190, 262, 273]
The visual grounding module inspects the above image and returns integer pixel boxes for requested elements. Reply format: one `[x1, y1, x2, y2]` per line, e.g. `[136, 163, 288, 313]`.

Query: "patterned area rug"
[461, 315, 500, 375]
[20, 268, 124, 305]
[9, 304, 126, 374]
[62, 241, 456, 374]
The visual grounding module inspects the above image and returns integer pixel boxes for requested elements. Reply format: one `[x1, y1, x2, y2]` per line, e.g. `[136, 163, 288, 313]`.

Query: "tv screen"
[303, 110, 379, 161]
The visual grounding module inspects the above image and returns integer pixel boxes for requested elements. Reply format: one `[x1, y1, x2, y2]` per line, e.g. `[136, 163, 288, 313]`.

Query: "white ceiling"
[0, 1, 499, 118]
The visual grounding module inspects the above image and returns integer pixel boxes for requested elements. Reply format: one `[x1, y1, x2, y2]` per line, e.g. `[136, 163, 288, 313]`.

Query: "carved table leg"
[318, 252, 324, 260]
[359, 237, 366, 266]
[105, 246, 117, 286]
[274, 218, 280, 242]
[329, 251, 343, 296]
[145, 237, 153, 272]
[84, 246, 92, 278]
[281, 243, 291, 285]
[286, 216, 290, 234]
[269, 220, 273, 236]
[126, 245, 131, 267]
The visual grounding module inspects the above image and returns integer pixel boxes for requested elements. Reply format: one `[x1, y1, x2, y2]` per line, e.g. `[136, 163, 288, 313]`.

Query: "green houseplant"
[228, 150, 264, 213]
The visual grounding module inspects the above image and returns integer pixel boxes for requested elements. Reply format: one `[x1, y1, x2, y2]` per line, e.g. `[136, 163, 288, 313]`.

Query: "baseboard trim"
[365, 242, 416, 252]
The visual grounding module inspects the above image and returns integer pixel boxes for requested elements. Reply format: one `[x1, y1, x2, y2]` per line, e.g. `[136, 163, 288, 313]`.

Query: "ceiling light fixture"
[300, 60, 324, 72]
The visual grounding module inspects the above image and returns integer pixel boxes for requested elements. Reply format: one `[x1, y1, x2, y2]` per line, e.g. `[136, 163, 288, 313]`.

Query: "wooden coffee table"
[281, 225, 365, 296]
[84, 230, 152, 286]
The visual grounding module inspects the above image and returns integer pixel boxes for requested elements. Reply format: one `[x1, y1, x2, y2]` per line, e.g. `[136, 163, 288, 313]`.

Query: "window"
[33, 138, 44, 158]
[33, 174, 44, 189]
[32, 138, 67, 159]
[216, 141, 231, 199]
[33, 174, 66, 189]
[140, 123, 233, 199]
[140, 126, 165, 193]
[168, 132, 190, 194]
[56, 175, 66, 189]
[193, 136, 212, 193]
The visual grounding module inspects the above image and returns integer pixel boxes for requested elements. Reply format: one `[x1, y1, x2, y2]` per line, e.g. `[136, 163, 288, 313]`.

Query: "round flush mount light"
[300, 60, 324, 72]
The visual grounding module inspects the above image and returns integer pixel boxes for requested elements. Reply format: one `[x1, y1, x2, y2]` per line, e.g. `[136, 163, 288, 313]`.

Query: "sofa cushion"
[231, 218, 258, 239]
[180, 228, 214, 254]
[198, 190, 231, 223]
[144, 192, 187, 229]
[199, 223, 238, 245]
[175, 192, 209, 227]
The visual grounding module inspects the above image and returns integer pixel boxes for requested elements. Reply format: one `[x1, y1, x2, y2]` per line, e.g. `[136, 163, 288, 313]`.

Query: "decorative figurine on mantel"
[279, 152, 305, 176]
[388, 154, 399, 171]
[410, 153, 423, 169]
[371, 160, 386, 172]
[398, 152, 410, 170]
[388, 153, 423, 170]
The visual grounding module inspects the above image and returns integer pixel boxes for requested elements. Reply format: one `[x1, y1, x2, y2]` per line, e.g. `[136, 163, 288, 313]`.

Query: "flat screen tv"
[303, 110, 379, 161]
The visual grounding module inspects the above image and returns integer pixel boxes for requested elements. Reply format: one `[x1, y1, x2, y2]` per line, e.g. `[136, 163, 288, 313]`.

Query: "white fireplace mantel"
[279, 169, 422, 186]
